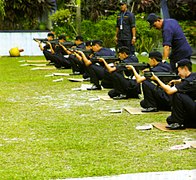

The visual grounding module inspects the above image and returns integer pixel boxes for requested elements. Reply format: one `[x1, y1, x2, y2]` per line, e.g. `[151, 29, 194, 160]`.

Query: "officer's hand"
[150, 72, 158, 81]
[126, 65, 133, 70]
[99, 58, 104, 62]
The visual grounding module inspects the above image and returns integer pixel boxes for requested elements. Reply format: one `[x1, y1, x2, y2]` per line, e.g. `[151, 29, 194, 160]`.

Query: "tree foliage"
[0, 0, 56, 30]
[0, 0, 5, 17]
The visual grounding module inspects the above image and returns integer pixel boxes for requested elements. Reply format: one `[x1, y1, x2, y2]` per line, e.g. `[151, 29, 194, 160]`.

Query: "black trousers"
[108, 71, 140, 98]
[50, 54, 71, 69]
[170, 93, 196, 128]
[69, 54, 85, 74]
[88, 64, 113, 88]
[140, 80, 171, 110]
[43, 50, 54, 62]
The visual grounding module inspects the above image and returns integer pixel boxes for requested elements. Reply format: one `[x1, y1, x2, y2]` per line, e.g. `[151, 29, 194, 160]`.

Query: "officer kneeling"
[150, 59, 196, 130]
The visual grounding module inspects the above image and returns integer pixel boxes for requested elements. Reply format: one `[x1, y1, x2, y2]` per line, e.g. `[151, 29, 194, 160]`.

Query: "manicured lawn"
[0, 55, 195, 179]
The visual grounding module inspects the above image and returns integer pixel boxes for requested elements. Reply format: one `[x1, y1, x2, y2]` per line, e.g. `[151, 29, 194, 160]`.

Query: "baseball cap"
[119, 0, 127, 5]
[176, 59, 192, 68]
[75, 35, 84, 41]
[149, 51, 162, 62]
[91, 40, 103, 46]
[147, 13, 160, 28]
[118, 46, 130, 55]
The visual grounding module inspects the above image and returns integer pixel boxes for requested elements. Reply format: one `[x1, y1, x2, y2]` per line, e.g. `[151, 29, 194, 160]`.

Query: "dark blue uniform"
[168, 73, 196, 128]
[42, 43, 56, 63]
[140, 62, 172, 110]
[108, 55, 140, 98]
[86, 48, 116, 88]
[69, 42, 87, 74]
[50, 45, 71, 69]
[162, 19, 192, 71]
[116, 10, 136, 54]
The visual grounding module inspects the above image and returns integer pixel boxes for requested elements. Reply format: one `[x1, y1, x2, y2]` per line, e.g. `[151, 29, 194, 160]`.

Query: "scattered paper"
[53, 78, 64, 82]
[88, 97, 100, 101]
[136, 124, 153, 130]
[31, 67, 56, 70]
[20, 63, 46, 67]
[170, 144, 191, 150]
[53, 73, 70, 76]
[45, 74, 54, 77]
[109, 109, 122, 113]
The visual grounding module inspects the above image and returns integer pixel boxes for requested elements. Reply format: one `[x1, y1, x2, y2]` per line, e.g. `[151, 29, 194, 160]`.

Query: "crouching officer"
[151, 59, 196, 129]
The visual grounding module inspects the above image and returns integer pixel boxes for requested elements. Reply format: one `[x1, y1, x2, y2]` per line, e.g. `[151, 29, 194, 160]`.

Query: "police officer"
[60, 36, 87, 74]
[151, 59, 196, 129]
[116, 0, 136, 55]
[35, 32, 56, 63]
[76, 40, 116, 90]
[50, 34, 71, 69]
[126, 51, 172, 110]
[100, 46, 139, 99]
[147, 13, 192, 72]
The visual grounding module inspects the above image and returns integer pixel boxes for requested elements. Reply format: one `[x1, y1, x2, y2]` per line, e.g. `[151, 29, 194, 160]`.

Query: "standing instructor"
[147, 13, 192, 72]
[116, 0, 136, 55]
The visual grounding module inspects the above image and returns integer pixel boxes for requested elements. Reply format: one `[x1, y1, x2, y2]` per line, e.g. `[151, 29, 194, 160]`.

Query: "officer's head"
[147, 13, 162, 29]
[119, 0, 128, 11]
[176, 59, 192, 78]
[58, 34, 66, 43]
[75, 35, 84, 45]
[91, 40, 103, 52]
[118, 46, 130, 60]
[85, 41, 92, 50]
[148, 51, 162, 67]
[47, 32, 55, 40]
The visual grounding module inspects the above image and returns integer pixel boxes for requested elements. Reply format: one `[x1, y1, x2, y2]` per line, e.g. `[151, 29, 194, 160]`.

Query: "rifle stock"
[144, 71, 179, 83]
[117, 62, 150, 71]
[33, 38, 74, 48]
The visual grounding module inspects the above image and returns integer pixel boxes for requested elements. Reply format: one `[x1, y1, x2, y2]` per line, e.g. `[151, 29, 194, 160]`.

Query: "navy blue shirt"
[94, 48, 115, 57]
[116, 11, 135, 40]
[151, 62, 172, 72]
[162, 19, 192, 69]
[76, 43, 86, 49]
[175, 73, 196, 100]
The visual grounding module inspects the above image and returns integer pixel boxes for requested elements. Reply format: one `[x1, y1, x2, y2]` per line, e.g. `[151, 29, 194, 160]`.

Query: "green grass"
[0, 56, 195, 179]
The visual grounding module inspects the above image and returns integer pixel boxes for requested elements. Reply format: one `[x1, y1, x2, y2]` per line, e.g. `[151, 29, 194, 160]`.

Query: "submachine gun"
[144, 71, 179, 84]
[117, 62, 150, 71]
[90, 56, 120, 64]
[33, 38, 74, 48]
[67, 48, 93, 57]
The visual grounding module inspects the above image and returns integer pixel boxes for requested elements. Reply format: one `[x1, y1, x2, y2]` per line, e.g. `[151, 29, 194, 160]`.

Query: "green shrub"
[81, 15, 116, 47]
[179, 20, 196, 47]
[50, 9, 77, 40]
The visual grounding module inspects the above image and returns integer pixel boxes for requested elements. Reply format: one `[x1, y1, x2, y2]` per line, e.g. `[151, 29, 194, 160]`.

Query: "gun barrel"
[91, 56, 119, 63]
[144, 71, 179, 83]
[118, 62, 149, 70]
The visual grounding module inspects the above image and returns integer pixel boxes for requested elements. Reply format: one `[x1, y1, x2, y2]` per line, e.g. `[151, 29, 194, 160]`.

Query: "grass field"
[0, 55, 195, 179]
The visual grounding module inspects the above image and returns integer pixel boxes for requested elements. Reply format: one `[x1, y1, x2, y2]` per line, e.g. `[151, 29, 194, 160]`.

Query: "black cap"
[176, 59, 192, 68]
[91, 40, 103, 46]
[58, 34, 66, 40]
[149, 51, 162, 62]
[75, 35, 84, 41]
[118, 46, 130, 55]
[119, 0, 127, 5]
[85, 40, 92, 46]
[47, 32, 54, 38]
[147, 13, 160, 28]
